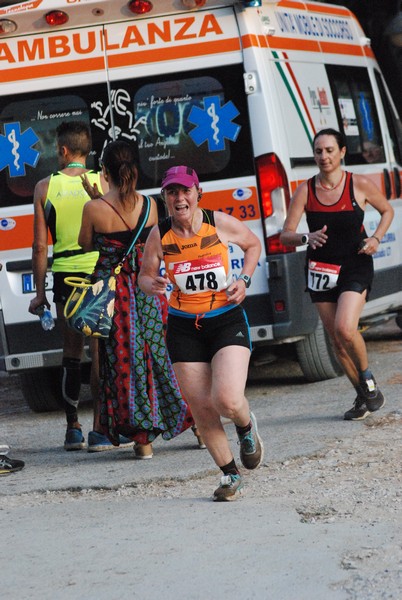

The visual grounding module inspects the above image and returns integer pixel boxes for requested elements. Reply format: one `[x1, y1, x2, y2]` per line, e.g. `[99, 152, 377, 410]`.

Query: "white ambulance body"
[0, 0, 401, 410]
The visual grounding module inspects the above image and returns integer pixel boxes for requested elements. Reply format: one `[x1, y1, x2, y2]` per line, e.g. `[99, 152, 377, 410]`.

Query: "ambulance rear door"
[99, 8, 266, 303]
[0, 23, 110, 378]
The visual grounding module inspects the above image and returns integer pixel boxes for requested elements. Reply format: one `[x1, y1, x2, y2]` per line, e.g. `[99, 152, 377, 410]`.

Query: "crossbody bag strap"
[125, 195, 151, 255]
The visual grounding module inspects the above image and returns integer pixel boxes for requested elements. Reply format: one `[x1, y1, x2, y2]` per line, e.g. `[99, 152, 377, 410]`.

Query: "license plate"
[22, 272, 53, 294]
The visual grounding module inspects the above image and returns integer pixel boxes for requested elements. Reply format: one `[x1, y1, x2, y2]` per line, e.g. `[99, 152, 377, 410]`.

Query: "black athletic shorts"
[166, 305, 251, 363]
[53, 271, 89, 305]
[307, 256, 374, 303]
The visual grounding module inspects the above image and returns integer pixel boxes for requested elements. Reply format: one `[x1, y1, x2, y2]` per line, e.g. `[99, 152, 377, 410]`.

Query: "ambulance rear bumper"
[244, 251, 318, 348]
[0, 316, 90, 373]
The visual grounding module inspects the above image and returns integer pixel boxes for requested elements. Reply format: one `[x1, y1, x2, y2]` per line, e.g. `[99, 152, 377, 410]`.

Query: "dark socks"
[62, 357, 81, 426]
[235, 421, 252, 437]
[356, 369, 374, 393]
[220, 458, 240, 477]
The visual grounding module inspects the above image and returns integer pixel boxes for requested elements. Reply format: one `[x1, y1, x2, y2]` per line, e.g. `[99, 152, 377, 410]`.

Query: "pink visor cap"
[161, 166, 199, 189]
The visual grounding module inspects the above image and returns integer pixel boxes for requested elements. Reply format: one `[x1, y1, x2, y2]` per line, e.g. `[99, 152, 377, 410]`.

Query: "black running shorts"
[53, 271, 89, 305]
[307, 256, 374, 303]
[166, 305, 251, 363]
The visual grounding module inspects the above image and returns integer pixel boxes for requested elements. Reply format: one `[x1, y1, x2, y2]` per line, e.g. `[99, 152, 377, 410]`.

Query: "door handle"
[393, 167, 401, 198]
[383, 169, 392, 199]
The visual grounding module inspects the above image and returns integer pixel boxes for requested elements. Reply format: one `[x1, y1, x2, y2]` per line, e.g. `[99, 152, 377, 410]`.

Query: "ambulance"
[0, 0, 401, 411]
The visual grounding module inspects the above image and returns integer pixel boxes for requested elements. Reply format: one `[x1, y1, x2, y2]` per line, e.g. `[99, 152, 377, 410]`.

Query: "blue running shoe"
[213, 473, 243, 502]
[87, 431, 134, 452]
[118, 434, 134, 448]
[64, 428, 85, 451]
[238, 411, 264, 470]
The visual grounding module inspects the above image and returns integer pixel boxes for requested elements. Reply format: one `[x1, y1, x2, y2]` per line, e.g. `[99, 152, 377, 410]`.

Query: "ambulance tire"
[396, 313, 402, 330]
[19, 367, 63, 413]
[295, 320, 343, 382]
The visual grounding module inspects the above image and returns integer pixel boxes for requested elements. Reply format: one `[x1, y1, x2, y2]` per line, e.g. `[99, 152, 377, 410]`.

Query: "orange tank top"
[158, 209, 231, 314]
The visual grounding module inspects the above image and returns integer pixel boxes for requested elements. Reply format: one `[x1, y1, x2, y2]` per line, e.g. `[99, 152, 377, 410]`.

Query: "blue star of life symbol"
[0, 122, 40, 177]
[188, 96, 241, 152]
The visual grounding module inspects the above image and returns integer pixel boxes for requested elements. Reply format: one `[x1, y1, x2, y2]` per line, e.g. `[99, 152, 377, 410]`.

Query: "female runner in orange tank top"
[139, 165, 263, 501]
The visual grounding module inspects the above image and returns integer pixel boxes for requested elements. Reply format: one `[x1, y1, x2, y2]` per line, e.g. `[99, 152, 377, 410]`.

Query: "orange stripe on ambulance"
[0, 14, 224, 64]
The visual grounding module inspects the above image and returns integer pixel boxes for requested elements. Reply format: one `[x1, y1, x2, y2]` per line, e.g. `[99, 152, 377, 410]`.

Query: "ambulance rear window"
[130, 65, 254, 189]
[0, 64, 253, 207]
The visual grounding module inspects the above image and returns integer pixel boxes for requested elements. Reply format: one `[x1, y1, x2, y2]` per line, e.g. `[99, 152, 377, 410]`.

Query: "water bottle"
[36, 305, 55, 331]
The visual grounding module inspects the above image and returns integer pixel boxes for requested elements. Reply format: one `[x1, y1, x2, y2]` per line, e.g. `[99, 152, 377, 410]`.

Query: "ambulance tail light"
[265, 232, 294, 255]
[128, 0, 153, 14]
[0, 19, 17, 35]
[255, 153, 295, 255]
[45, 11, 69, 26]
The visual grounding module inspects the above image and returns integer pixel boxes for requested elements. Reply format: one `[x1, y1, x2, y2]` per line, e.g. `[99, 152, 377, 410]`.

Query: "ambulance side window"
[374, 71, 402, 166]
[326, 65, 385, 166]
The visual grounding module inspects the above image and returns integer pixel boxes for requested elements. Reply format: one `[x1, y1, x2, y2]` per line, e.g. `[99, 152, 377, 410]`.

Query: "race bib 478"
[172, 254, 228, 295]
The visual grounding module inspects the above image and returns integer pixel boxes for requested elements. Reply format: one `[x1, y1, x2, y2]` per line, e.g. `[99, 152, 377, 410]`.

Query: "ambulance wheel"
[19, 367, 63, 413]
[295, 319, 343, 382]
[396, 313, 402, 330]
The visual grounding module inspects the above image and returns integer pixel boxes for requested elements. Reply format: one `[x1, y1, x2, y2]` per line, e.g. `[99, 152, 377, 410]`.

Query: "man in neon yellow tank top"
[28, 122, 119, 452]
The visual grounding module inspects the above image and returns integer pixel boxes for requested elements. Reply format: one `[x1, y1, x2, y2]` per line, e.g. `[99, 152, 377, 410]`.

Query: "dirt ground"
[1, 319, 401, 599]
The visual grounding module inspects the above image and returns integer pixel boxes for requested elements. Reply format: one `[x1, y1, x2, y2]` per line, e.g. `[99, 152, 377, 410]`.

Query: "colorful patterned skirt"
[98, 264, 194, 445]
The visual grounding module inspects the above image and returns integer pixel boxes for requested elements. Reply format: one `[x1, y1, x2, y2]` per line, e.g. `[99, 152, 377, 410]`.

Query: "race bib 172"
[308, 260, 341, 291]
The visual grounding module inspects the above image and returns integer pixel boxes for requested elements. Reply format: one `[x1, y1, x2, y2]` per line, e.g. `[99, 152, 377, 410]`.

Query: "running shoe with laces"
[64, 427, 85, 451]
[0, 455, 25, 475]
[238, 411, 264, 470]
[213, 473, 243, 502]
[357, 376, 385, 412]
[344, 396, 371, 421]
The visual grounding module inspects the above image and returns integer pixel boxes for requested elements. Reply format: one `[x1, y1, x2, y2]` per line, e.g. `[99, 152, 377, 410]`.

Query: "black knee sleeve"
[62, 358, 81, 424]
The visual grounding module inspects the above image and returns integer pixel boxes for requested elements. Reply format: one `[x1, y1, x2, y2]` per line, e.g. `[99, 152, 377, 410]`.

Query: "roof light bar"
[0, 19, 17, 35]
[45, 11, 69, 26]
[128, 0, 153, 14]
[181, 0, 207, 8]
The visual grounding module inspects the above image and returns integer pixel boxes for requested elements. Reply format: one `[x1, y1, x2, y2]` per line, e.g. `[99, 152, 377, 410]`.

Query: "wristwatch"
[238, 274, 251, 288]
[301, 234, 309, 245]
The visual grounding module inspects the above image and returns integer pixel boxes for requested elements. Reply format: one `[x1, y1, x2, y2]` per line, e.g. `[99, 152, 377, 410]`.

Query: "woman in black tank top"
[280, 128, 393, 422]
